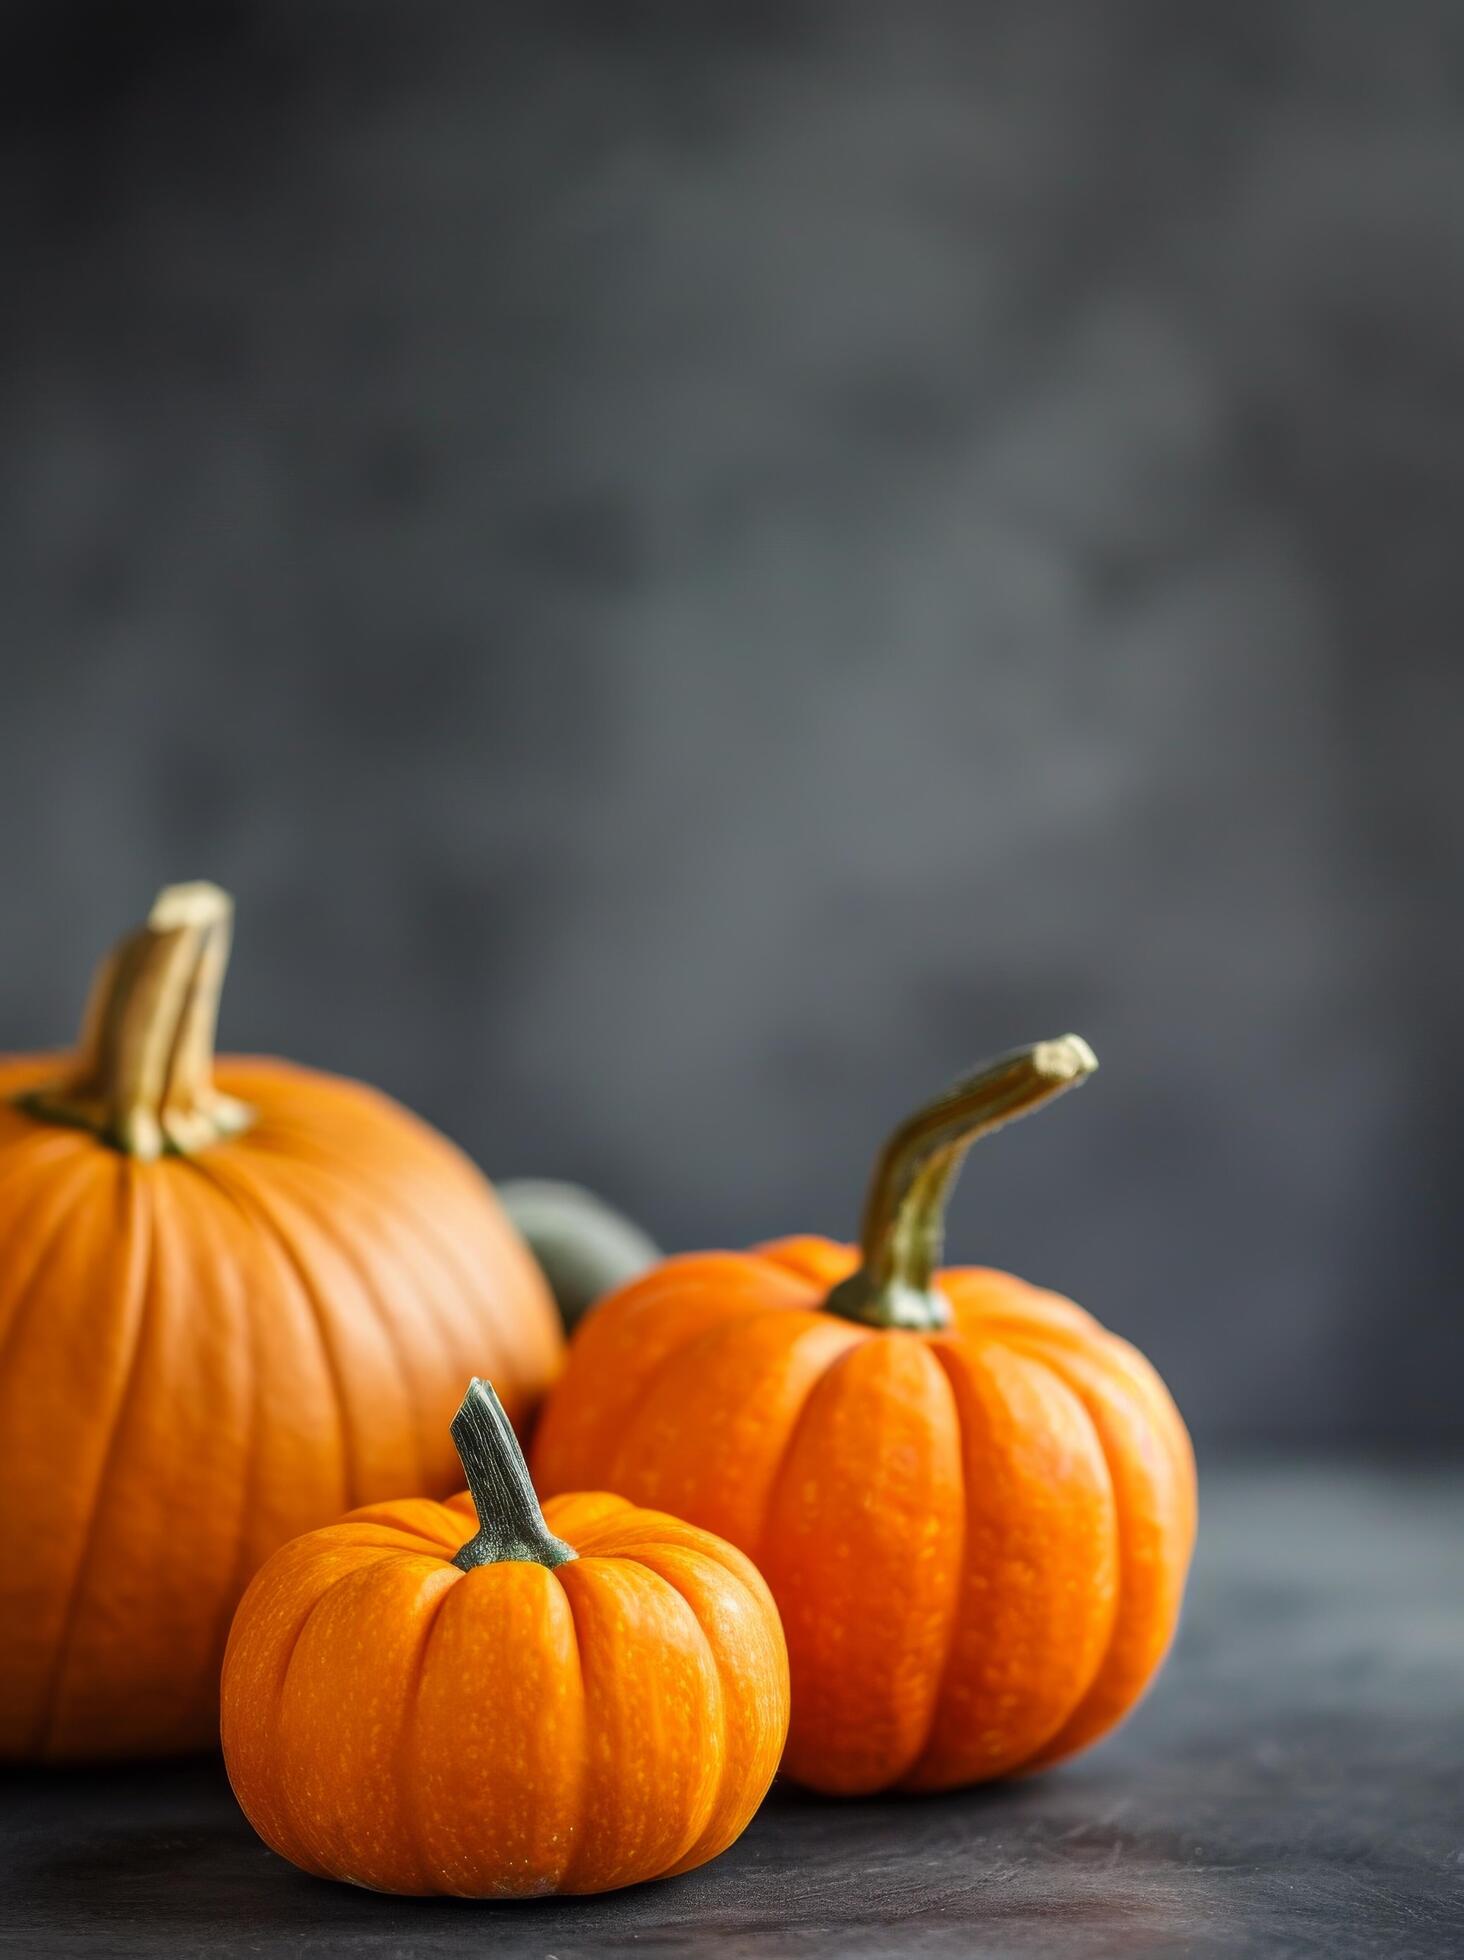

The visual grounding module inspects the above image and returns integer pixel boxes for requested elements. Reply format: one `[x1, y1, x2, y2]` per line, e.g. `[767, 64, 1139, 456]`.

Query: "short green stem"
[823, 1035, 1098, 1332]
[450, 1379, 576, 1572]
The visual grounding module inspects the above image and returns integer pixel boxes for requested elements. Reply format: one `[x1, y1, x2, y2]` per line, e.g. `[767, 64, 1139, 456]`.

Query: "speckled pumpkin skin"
[221, 1487, 789, 1896]
[533, 1236, 1196, 1796]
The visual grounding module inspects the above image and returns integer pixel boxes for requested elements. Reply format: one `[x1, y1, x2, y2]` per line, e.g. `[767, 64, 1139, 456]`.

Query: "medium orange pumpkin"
[0, 883, 562, 1763]
[222, 1378, 789, 1897]
[534, 1037, 1196, 1796]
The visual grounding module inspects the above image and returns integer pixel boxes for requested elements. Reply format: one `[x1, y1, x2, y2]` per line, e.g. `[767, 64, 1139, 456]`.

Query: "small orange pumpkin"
[222, 1378, 789, 1897]
[0, 884, 562, 1762]
[534, 1037, 1196, 1796]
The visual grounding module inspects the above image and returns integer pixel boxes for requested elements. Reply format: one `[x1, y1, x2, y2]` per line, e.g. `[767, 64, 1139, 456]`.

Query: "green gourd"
[498, 1179, 660, 1331]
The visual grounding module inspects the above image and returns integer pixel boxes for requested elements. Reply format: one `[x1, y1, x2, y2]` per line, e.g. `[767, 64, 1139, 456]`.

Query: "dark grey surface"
[3, 1, 1464, 1449]
[3, 1463, 1460, 1958]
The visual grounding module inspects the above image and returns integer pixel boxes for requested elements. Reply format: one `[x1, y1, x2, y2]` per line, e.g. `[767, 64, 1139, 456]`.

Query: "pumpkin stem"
[13, 882, 255, 1162]
[823, 1036, 1098, 1332]
[450, 1379, 577, 1572]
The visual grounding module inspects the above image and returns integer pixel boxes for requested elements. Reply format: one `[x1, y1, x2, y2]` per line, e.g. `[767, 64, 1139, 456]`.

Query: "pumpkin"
[222, 1377, 789, 1897]
[0, 883, 563, 1763]
[499, 1177, 661, 1330]
[533, 1037, 1196, 1796]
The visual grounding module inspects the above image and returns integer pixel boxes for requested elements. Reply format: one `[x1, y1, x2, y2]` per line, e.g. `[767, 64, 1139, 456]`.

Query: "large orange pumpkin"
[222, 1378, 789, 1896]
[0, 883, 562, 1762]
[534, 1037, 1196, 1796]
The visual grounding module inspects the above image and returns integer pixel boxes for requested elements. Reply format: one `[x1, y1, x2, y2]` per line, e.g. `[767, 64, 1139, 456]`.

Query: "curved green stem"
[823, 1035, 1098, 1332]
[450, 1379, 576, 1572]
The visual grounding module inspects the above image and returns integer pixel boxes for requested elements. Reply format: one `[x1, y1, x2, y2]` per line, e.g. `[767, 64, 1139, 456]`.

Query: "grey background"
[2, 1, 1460, 1447]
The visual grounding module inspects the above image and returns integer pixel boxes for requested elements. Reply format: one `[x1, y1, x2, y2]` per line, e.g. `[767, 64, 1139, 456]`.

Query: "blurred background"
[2, 1, 1460, 1451]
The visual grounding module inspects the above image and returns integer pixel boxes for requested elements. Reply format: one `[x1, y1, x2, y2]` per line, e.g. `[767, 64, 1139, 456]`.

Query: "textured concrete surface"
[2, 4, 1463, 1444]
[3, 1463, 1462, 1957]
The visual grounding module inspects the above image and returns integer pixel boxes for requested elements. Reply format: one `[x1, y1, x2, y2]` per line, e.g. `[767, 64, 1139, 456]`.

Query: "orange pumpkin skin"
[0, 896, 563, 1765]
[533, 1049, 1197, 1806]
[221, 1487, 789, 1896]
